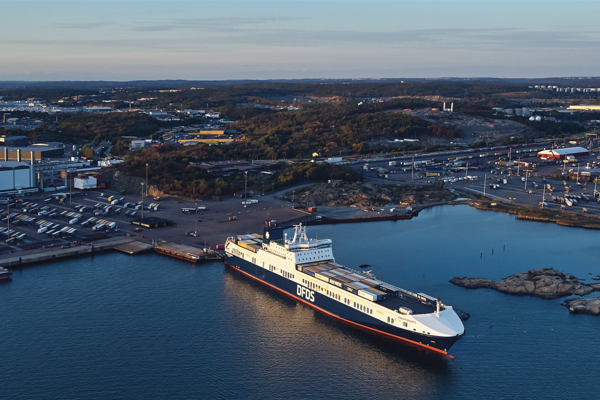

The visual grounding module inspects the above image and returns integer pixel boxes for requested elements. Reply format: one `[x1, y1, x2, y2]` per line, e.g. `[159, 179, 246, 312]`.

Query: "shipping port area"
[6, 142, 600, 270]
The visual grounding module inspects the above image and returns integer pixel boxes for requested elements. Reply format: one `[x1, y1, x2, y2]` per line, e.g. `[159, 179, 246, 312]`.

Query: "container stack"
[296, 261, 388, 302]
[236, 235, 263, 253]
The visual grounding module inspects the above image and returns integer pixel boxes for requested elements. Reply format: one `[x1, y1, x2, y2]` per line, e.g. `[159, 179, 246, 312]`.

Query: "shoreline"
[466, 200, 600, 230]
[3, 187, 600, 270]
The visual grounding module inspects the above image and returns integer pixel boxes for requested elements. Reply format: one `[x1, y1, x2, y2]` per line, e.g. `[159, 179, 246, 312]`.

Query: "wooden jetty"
[154, 242, 223, 263]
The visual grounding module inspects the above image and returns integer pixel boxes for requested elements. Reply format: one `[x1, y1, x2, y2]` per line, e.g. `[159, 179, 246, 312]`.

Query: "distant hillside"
[2, 76, 600, 91]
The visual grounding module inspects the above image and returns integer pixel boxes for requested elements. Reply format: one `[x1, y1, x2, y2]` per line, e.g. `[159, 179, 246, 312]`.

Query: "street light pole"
[6, 200, 9, 240]
[542, 185, 546, 208]
[146, 163, 149, 196]
[69, 169, 72, 204]
[141, 182, 145, 219]
[524, 172, 528, 191]
[483, 174, 487, 197]
[244, 171, 248, 202]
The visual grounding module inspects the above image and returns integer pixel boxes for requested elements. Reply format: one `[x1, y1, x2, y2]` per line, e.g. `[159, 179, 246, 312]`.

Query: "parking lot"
[0, 187, 303, 257]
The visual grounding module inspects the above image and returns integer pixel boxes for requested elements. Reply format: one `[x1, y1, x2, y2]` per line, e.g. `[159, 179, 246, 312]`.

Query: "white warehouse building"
[0, 161, 36, 192]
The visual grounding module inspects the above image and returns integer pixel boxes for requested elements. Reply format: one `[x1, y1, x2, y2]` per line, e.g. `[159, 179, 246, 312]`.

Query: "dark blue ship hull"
[225, 254, 461, 354]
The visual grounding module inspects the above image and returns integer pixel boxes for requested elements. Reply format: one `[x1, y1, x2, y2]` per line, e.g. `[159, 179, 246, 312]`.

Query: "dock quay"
[113, 241, 155, 255]
[0, 237, 138, 268]
[154, 242, 223, 263]
[305, 213, 413, 226]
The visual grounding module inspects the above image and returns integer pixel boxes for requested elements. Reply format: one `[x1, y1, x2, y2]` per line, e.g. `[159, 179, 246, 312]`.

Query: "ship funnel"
[263, 220, 283, 243]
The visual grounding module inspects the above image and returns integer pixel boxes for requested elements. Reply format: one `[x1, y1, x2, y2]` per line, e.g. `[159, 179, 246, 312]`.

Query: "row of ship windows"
[232, 248, 244, 258]
[387, 316, 409, 328]
[341, 297, 374, 316]
[283, 271, 294, 279]
[353, 301, 373, 315]
[297, 250, 329, 262]
[326, 289, 340, 301]
[302, 278, 323, 292]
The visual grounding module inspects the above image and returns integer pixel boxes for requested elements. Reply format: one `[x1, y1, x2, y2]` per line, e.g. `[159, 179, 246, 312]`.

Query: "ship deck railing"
[377, 293, 436, 315]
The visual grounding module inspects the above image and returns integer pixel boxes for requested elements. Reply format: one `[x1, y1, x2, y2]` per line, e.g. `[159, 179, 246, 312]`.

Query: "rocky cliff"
[102, 169, 165, 198]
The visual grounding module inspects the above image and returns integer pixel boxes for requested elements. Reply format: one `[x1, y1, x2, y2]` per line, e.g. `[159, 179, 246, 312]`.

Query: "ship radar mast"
[289, 224, 308, 244]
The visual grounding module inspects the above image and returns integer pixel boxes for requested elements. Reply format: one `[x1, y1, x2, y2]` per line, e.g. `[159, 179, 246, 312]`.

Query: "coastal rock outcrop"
[453, 308, 471, 321]
[294, 182, 453, 208]
[450, 268, 598, 300]
[562, 297, 600, 316]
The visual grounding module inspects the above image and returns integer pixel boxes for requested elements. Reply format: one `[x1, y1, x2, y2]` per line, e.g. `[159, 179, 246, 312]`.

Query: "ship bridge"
[266, 224, 334, 264]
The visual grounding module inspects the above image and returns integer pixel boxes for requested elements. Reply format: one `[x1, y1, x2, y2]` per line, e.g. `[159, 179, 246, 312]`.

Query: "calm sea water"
[2, 205, 599, 399]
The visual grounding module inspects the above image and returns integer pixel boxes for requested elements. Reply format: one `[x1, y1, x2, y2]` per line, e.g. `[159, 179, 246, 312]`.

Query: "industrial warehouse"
[537, 147, 590, 160]
[0, 161, 36, 191]
[0, 145, 65, 160]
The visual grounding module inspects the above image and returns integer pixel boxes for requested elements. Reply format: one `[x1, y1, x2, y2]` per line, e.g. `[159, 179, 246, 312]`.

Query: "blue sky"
[3, 0, 600, 81]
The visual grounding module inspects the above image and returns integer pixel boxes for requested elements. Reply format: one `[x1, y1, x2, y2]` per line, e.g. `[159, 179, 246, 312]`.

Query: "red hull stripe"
[225, 262, 448, 355]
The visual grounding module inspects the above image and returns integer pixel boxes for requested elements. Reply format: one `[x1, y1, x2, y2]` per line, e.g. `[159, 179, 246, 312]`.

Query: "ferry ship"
[225, 221, 465, 354]
[0, 267, 12, 280]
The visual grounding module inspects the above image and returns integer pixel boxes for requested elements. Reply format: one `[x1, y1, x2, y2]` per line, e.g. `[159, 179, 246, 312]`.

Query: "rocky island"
[562, 297, 600, 316]
[450, 268, 600, 300]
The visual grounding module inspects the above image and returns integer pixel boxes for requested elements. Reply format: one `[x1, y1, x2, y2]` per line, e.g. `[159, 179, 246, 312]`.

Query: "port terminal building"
[0, 146, 65, 161]
[537, 147, 589, 160]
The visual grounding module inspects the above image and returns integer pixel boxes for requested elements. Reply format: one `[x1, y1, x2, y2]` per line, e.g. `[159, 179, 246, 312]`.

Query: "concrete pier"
[0, 237, 137, 268]
[155, 242, 223, 263]
[113, 240, 155, 255]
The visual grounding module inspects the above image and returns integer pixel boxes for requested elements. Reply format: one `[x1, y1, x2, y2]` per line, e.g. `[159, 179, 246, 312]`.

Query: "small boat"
[0, 267, 12, 280]
[359, 264, 371, 269]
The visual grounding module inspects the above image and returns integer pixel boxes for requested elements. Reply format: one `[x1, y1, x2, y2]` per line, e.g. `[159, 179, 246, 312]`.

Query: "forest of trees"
[227, 99, 461, 160]
[116, 150, 357, 198]
[57, 113, 159, 145]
